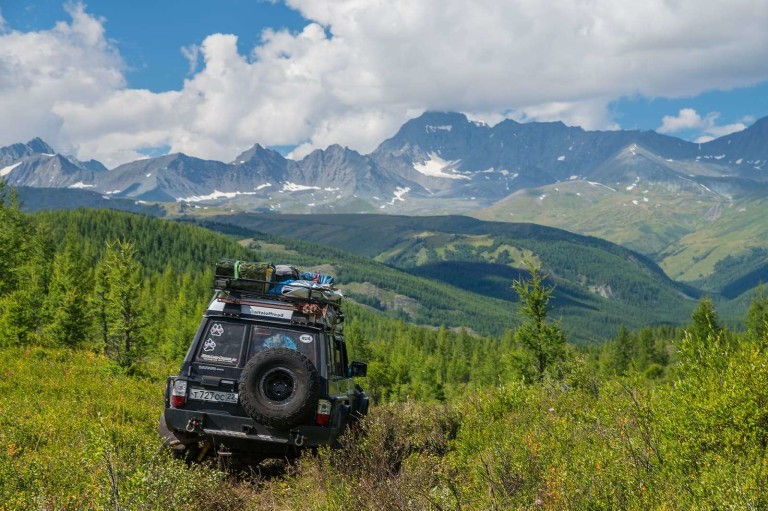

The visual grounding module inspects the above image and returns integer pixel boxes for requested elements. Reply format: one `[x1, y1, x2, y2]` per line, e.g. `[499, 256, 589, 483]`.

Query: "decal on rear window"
[196, 321, 245, 366]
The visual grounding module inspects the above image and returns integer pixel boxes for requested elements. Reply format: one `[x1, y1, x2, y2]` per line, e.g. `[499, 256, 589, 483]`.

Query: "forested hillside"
[4, 182, 768, 509]
[192, 213, 705, 337]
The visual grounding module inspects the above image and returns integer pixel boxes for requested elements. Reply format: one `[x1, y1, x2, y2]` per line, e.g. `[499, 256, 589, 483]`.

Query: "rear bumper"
[163, 407, 343, 450]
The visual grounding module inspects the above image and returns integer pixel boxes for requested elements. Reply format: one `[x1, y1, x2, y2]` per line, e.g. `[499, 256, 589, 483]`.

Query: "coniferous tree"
[0, 181, 28, 296]
[745, 284, 768, 345]
[345, 319, 372, 363]
[45, 230, 92, 347]
[612, 325, 635, 375]
[92, 258, 111, 348]
[0, 220, 55, 346]
[688, 297, 721, 344]
[511, 263, 566, 381]
[102, 240, 148, 368]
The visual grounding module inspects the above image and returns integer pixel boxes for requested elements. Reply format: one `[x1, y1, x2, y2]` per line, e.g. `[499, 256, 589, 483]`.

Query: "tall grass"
[3, 340, 768, 510]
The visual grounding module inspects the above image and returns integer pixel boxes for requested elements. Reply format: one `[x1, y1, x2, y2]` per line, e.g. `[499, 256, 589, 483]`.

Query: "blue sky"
[1, 0, 766, 167]
[1, 0, 307, 92]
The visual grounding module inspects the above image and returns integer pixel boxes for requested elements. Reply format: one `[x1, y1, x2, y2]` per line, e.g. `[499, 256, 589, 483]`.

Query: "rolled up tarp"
[215, 259, 274, 292]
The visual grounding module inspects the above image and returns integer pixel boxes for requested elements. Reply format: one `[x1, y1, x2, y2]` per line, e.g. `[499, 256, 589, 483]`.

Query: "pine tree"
[0, 181, 28, 296]
[511, 262, 566, 381]
[0, 220, 55, 346]
[688, 297, 721, 343]
[745, 284, 768, 345]
[612, 325, 635, 375]
[44, 230, 92, 347]
[345, 319, 373, 362]
[92, 258, 111, 348]
[101, 240, 148, 369]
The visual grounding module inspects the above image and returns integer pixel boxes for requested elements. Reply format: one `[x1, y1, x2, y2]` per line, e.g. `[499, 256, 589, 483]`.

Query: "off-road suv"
[160, 260, 369, 463]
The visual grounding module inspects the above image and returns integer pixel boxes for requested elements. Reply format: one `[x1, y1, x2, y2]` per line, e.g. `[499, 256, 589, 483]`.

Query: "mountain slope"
[191, 213, 704, 338]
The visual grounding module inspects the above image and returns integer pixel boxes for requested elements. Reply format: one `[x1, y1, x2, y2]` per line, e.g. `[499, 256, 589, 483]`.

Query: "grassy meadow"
[3, 332, 768, 510]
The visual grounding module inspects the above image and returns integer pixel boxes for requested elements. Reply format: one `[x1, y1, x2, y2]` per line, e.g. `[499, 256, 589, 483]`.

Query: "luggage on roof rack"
[215, 259, 274, 293]
[213, 258, 342, 305]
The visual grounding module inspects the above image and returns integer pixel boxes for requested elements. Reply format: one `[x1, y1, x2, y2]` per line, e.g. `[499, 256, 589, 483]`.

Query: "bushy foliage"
[0, 347, 247, 510]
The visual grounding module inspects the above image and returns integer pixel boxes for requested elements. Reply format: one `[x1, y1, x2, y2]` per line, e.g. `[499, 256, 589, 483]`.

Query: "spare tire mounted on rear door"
[239, 348, 320, 429]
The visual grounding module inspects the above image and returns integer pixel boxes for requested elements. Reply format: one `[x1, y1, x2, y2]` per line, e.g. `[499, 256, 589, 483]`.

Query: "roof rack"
[212, 288, 344, 329]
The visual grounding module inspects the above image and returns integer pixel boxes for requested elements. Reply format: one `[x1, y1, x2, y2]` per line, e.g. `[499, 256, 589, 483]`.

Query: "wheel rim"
[260, 367, 296, 402]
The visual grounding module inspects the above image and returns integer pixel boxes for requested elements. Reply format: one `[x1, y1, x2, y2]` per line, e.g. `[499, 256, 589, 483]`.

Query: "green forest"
[189, 212, 713, 339]
[3, 181, 768, 510]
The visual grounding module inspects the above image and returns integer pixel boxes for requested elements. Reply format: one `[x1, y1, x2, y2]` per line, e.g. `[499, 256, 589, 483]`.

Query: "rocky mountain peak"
[232, 144, 287, 165]
[26, 137, 56, 155]
[1, 138, 57, 166]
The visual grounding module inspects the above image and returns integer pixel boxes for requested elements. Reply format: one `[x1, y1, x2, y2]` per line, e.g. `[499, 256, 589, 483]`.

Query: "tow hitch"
[291, 431, 305, 446]
[186, 418, 202, 432]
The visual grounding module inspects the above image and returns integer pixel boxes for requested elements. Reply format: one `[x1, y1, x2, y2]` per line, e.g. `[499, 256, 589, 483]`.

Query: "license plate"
[189, 387, 239, 404]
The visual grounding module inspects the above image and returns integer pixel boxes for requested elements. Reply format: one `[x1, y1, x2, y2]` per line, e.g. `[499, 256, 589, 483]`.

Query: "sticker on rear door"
[299, 334, 314, 344]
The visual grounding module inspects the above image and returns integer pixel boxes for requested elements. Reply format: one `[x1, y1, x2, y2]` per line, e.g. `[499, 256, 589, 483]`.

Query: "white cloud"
[0, 3, 126, 161]
[0, 1, 767, 166]
[658, 108, 708, 133]
[180, 44, 201, 76]
[658, 108, 747, 139]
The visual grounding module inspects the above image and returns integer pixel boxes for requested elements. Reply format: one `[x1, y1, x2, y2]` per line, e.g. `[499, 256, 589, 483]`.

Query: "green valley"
[193, 212, 703, 338]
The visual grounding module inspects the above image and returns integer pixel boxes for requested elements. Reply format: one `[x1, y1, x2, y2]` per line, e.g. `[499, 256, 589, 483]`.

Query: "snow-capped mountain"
[0, 138, 107, 190]
[2, 112, 767, 213]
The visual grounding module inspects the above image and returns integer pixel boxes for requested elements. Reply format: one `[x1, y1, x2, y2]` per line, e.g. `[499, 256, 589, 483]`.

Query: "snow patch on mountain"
[381, 186, 411, 208]
[413, 153, 470, 180]
[256, 183, 272, 190]
[282, 182, 321, 192]
[587, 181, 617, 192]
[478, 168, 518, 179]
[0, 161, 22, 177]
[68, 182, 95, 189]
[177, 190, 257, 202]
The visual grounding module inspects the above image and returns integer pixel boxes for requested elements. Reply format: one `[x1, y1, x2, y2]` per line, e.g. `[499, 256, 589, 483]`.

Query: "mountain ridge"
[3, 112, 766, 212]
[4, 113, 767, 287]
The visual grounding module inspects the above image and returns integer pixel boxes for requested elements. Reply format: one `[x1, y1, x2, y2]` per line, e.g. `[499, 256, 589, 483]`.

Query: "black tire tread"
[239, 348, 320, 429]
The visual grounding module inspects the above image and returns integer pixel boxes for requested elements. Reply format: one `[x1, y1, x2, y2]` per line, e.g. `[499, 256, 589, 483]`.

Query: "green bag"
[215, 259, 274, 293]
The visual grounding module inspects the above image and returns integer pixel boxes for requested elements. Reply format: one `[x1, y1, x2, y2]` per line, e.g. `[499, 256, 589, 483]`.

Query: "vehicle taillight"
[315, 399, 331, 426]
[171, 379, 187, 408]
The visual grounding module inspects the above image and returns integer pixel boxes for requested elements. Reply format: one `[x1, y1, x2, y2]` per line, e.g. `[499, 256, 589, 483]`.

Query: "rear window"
[249, 326, 317, 363]
[195, 320, 246, 366]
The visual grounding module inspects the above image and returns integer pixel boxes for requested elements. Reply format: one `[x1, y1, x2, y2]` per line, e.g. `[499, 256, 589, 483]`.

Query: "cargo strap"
[234, 260, 241, 279]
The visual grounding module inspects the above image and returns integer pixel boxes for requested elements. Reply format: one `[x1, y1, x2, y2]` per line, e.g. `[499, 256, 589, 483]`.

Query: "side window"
[331, 336, 346, 377]
[194, 321, 245, 366]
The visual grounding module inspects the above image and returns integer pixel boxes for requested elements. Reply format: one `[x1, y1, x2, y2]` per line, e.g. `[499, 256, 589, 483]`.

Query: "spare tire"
[239, 348, 320, 429]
